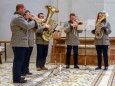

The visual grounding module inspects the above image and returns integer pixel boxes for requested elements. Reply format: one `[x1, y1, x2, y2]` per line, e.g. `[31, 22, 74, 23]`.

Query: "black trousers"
[66, 45, 78, 66]
[21, 47, 33, 74]
[96, 45, 109, 67]
[36, 44, 48, 68]
[12, 47, 28, 82]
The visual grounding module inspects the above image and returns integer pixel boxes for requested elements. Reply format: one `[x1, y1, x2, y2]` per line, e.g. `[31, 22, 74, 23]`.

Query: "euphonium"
[95, 15, 106, 39]
[42, 5, 59, 41]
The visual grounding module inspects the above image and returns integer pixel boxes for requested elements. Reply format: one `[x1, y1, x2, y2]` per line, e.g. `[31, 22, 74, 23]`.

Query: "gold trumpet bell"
[77, 21, 84, 33]
[78, 21, 83, 25]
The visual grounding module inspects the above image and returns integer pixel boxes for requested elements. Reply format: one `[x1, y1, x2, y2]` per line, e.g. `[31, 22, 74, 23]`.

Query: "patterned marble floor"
[0, 63, 115, 86]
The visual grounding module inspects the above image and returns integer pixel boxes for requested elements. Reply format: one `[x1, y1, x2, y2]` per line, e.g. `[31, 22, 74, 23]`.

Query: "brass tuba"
[42, 5, 59, 41]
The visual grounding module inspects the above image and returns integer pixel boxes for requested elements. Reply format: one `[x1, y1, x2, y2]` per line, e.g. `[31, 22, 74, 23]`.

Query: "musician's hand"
[44, 25, 51, 31]
[24, 14, 30, 20]
[71, 23, 77, 28]
[74, 21, 78, 27]
[41, 19, 46, 23]
[101, 23, 106, 29]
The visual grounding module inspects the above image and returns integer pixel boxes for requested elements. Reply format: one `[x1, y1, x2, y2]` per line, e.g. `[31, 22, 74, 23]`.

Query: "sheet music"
[59, 22, 66, 37]
[86, 19, 96, 30]
[0, 46, 4, 52]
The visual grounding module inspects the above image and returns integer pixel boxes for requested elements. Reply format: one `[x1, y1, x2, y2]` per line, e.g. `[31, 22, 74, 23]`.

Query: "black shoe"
[66, 65, 70, 69]
[95, 67, 101, 70]
[26, 72, 32, 75]
[21, 74, 26, 76]
[21, 77, 25, 80]
[13, 79, 27, 83]
[74, 65, 79, 69]
[104, 67, 108, 70]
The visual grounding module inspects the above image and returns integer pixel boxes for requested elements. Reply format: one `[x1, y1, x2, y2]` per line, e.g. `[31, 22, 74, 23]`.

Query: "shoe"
[21, 77, 25, 80]
[13, 79, 27, 83]
[104, 67, 108, 70]
[36, 67, 41, 71]
[95, 67, 101, 70]
[21, 74, 26, 76]
[41, 67, 48, 70]
[66, 65, 70, 69]
[26, 72, 32, 75]
[74, 65, 79, 69]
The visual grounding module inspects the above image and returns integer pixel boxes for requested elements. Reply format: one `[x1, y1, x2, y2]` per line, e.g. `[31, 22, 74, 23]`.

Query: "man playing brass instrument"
[10, 3, 38, 83]
[37, 13, 46, 25]
[35, 13, 51, 71]
[35, 5, 58, 71]
[64, 13, 82, 69]
[21, 10, 38, 76]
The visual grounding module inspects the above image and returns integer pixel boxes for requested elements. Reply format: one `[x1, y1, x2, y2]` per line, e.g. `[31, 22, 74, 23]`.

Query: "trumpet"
[23, 10, 36, 20]
[71, 20, 78, 36]
[25, 13, 46, 26]
[71, 20, 83, 36]
[26, 13, 34, 17]
[25, 13, 38, 21]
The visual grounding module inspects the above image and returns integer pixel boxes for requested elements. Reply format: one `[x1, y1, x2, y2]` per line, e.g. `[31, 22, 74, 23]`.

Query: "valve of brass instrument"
[37, 18, 45, 25]
[44, 24, 52, 31]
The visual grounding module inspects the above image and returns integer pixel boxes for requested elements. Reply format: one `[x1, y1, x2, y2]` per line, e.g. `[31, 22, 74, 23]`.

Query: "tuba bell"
[42, 5, 59, 41]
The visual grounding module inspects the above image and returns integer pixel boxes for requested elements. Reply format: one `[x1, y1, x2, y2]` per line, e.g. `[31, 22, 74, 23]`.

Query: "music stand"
[52, 25, 64, 73]
[83, 20, 95, 74]
[84, 28, 90, 69]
